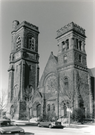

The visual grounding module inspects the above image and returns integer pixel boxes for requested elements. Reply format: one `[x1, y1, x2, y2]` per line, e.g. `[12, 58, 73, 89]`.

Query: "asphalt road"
[21, 125, 94, 135]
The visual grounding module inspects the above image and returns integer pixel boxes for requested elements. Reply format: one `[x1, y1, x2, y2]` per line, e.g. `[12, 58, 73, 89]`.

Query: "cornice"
[11, 21, 39, 34]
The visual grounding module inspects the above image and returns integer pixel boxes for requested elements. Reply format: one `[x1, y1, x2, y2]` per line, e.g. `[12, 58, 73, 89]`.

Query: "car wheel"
[49, 124, 52, 128]
[38, 123, 41, 127]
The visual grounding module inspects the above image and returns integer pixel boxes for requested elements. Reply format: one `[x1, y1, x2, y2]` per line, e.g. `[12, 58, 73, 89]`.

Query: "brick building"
[7, 21, 94, 119]
[7, 20, 40, 119]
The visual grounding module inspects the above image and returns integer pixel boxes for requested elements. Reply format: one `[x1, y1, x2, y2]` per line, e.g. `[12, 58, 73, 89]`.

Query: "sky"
[0, 0, 95, 95]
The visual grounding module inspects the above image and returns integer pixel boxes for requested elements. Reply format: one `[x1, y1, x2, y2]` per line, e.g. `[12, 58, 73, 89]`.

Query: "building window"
[62, 41, 65, 46]
[64, 55, 67, 63]
[79, 41, 82, 50]
[47, 104, 50, 111]
[16, 36, 21, 50]
[76, 39, 78, 49]
[66, 39, 69, 50]
[52, 104, 55, 111]
[62, 41, 65, 51]
[79, 54, 82, 63]
[64, 77, 68, 89]
[28, 37, 35, 50]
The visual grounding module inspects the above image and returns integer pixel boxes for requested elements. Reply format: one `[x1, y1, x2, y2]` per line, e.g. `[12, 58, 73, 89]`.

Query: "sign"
[67, 108, 72, 113]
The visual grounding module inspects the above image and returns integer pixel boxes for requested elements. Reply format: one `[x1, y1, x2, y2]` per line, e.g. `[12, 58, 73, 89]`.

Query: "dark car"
[38, 121, 63, 128]
[0, 119, 11, 126]
[0, 119, 34, 135]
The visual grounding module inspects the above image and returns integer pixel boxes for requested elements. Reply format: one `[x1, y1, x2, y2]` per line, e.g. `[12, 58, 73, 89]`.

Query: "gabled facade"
[32, 22, 93, 119]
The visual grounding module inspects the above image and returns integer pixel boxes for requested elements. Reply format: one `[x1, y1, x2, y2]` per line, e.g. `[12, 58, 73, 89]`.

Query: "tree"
[71, 107, 85, 123]
[0, 89, 8, 118]
[22, 85, 33, 120]
[10, 97, 18, 119]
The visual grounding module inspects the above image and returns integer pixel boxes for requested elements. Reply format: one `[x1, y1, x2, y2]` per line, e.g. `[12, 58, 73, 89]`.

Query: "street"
[21, 124, 95, 135]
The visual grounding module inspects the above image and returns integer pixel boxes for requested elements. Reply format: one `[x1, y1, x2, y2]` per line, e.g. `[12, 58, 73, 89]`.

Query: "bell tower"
[56, 22, 87, 70]
[56, 22, 92, 118]
[7, 20, 40, 119]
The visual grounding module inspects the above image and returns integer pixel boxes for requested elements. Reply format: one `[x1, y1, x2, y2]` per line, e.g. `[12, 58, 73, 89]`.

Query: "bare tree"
[0, 89, 8, 118]
[22, 85, 33, 120]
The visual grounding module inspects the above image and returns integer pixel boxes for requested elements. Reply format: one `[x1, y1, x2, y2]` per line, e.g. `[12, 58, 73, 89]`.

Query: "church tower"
[56, 22, 92, 118]
[7, 20, 39, 119]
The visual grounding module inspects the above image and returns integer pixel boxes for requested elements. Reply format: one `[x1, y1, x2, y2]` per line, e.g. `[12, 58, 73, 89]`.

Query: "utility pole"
[57, 73, 60, 119]
[67, 108, 72, 126]
[68, 111, 70, 126]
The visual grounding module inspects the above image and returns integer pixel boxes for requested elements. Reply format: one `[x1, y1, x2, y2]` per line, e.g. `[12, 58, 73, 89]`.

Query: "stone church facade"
[7, 20, 94, 119]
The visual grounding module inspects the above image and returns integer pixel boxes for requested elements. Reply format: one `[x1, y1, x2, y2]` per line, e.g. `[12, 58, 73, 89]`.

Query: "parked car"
[38, 120, 63, 128]
[11, 119, 30, 126]
[57, 118, 68, 126]
[0, 119, 34, 135]
[29, 117, 39, 126]
[0, 118, 11, 126]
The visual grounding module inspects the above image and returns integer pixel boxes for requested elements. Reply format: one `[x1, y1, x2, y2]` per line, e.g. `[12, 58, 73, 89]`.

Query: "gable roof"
[38, 52, 58, 88]
[54, 55, 58, 62]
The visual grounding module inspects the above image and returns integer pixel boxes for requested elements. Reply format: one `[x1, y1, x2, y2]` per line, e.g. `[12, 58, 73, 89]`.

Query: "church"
[7, 20, 95, 120]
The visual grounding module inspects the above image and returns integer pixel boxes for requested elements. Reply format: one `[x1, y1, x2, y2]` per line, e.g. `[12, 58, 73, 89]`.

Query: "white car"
[12, 120, 29, 126]
[29, 118, 38, 126]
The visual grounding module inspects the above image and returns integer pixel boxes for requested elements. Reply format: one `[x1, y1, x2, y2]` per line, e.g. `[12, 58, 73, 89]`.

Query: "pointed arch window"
[66, 39, 69, 50]
[16, 36, 21, 50]
[28, 36, 35, 50]
[64, 77, 68, 89]
[79, 41, 82, 50]
[47, 104, 50, 111]
[62, 41, 65, 51]
[79, 54, 82, 63]
[76, 39, 78, 49]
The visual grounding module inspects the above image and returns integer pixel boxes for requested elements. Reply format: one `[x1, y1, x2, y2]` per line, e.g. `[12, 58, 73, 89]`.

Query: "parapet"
[12, 20, 39, 33]
[56, 22, 86, 38]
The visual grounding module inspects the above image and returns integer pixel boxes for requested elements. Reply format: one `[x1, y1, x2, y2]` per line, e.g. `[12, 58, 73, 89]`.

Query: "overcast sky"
[0, 0, 95, 93]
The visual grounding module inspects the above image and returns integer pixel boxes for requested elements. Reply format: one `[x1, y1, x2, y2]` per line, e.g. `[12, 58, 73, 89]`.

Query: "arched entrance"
[36, 104, 41, 117]
[61, 102, 67, 117]
[32, 102, 41, 117]
[61, 101, 70, 118]
[10, 105, 15, 119]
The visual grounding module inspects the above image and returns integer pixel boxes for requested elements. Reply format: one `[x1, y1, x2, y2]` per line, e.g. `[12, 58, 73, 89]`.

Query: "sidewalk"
[64, 123, 95, 135]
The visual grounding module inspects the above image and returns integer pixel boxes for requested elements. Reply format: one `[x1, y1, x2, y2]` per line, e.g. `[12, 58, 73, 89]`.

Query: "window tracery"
[28, 36, 35, 50]
[45, 76, 57, 93]
[16, 36, 21, 50]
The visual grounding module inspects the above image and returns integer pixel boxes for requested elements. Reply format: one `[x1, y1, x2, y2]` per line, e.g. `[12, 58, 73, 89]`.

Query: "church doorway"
[36, 104, 41, 117]
[32, 102, 41, 117]
[61, 101, 68, 118]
